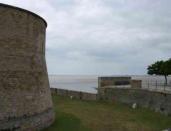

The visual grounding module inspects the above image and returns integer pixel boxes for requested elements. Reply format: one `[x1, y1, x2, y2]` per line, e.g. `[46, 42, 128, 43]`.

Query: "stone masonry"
[98, 87, 171, 116]
[51, 88, 97, 101]
[0, 3, 54, 130]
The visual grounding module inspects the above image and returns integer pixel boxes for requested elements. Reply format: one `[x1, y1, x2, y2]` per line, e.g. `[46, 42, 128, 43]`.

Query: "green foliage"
[147, 58, 171, 84]
[147, 61, 164, 75]
[43, 111, 81, 131]
[165, 58, 171, 74]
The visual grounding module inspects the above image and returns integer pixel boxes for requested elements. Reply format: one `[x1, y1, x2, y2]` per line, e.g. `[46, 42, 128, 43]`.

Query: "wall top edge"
[0, 3, 47, 27]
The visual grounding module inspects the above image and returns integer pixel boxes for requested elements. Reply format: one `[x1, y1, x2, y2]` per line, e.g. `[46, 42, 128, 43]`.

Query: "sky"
[1, 0, 171, 75]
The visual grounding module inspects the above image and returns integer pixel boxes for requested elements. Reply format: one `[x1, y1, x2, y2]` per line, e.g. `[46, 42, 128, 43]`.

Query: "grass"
[43, 95, 171, 131]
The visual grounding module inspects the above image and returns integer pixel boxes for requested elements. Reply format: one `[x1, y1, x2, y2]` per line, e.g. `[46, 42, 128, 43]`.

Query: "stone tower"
[0, 3, 54, 130]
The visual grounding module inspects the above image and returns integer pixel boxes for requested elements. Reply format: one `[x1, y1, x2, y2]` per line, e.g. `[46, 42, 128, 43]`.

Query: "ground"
[43, 95, 171, 131]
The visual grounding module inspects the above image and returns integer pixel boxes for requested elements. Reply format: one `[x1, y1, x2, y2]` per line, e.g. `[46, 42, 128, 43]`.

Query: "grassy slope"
[43, 95, 171, 131]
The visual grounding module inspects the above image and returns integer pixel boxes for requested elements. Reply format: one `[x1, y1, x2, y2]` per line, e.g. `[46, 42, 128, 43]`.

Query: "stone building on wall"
[0, 3, 54, 130]
[98, 77, 142, 89]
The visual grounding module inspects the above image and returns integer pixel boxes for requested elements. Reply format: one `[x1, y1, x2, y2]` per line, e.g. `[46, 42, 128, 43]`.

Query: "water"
[49, 75, 98, 94]
[49, 75, 171, 94]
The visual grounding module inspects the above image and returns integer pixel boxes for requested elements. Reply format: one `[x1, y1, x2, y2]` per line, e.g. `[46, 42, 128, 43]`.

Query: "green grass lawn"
[43, 95, 171, 131]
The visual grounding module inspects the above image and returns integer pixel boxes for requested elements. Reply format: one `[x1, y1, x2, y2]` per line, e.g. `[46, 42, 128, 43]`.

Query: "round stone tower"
[0, 3, 54, 130]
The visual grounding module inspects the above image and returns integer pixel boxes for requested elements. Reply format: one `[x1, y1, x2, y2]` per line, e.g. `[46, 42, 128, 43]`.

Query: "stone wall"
[0, 3, 54, 130]
[98, 87, 171, 115]
[51, 88, 97, 101]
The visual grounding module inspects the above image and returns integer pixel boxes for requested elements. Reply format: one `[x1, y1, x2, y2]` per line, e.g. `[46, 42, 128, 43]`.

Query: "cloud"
[1, 0, 171, 75]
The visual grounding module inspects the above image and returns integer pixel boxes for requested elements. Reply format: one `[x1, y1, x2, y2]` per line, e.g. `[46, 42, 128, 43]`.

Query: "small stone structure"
[0, 3, 54, 130]
[98, 76, 142, 88]
[98, 77, 131, 88]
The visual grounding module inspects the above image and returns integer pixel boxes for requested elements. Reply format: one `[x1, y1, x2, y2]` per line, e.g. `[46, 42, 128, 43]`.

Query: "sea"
[49, 75, 171, 94]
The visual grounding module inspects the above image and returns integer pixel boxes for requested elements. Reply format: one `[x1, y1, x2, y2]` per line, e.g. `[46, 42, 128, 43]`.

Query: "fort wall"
[98, 87, 171, 116]
[51, 87, 171, 116]
[51, 88, 97, 101]
[0, 3, 54, 130]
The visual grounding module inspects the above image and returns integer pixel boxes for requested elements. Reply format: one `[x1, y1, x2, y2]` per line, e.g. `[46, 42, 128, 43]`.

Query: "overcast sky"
[1, 0, 171, 75]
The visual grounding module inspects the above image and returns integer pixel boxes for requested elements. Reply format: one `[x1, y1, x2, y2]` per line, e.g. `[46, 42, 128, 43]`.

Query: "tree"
[147, 58, 171, 85]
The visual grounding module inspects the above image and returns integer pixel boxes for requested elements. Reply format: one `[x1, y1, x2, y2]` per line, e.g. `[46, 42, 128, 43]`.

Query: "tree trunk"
[164, 75, 168, 86]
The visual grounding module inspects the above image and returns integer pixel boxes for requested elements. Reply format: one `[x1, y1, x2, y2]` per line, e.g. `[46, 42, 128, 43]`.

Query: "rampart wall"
[51, 86, 171, 115]
[98, 87, 171, 115]
[51, 88, 97, 101]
